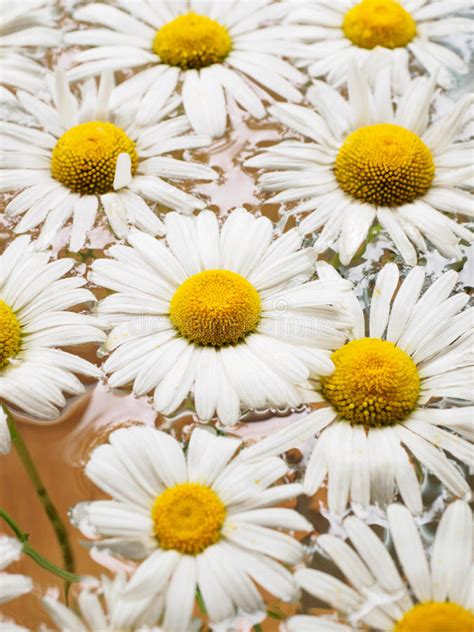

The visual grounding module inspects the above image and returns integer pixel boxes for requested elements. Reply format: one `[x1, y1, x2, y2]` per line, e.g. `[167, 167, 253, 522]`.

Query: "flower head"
[0, 236, 106, 419]
[287, 0, 472, 91]
[71, 426, 311, 631]
[287, 501, 473, 631]
[1, 71, 217, 251]
[241, 262, 473, 514]
[64, 1, 314, 137]
[91, 208, 353, 426]
[246, 67, 473, 265]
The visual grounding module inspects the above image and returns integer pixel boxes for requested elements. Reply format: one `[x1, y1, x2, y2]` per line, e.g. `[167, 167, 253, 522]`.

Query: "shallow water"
[1, 4, 473, 629]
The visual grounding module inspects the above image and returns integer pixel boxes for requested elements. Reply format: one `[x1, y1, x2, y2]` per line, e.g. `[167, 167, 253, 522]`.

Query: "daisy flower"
[287, 0, 472, 91]
[0, 535, 32, 606]
[64, 0, 311, 137]
[287, 500, 473, 632]
[71, 425, 311, 632]
[245, 67, 473, 265]
[240, 262, 473, 514]
[0, 235, 106, 419]
[42, 573, 200, 632]
[1, 70, 217, 251]
[91, 208, 353, 426]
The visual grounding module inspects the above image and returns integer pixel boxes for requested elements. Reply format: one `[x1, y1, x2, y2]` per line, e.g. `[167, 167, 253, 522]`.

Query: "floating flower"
[0, 236, 106, 419]
[287, 500, 473, 632]
[91, 208, 353, 425]
[0, 535, 32, 606]
[71, 425, 311, 632]
[42, 573, 200, 632]
[240, 262, 473, 514]
[64, 1, 311, 137]
[246, 67, 473, 265]
[1, 71, 217, 251]
[287, 0, 472, 91]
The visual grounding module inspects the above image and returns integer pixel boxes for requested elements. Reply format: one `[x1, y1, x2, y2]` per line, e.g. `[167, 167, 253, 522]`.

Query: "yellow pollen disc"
[343, 0, 417, 49]
[169, 269, 261, 347]
[334, 123, 434, 207]
[394, 601, 474, 632]
[151, 483, 226, 555]
[0, 299, 21, 369]
[152, 11, 232, 69]
[321, 338, 420, 428]
[51, 121, 138, 195]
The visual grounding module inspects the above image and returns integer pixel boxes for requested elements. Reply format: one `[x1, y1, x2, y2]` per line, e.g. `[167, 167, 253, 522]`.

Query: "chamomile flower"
[287, 0, 472, 91]
[71, 426, 311, 632]
[0, 235, 106, 419]
[1, 70, 217, 251]
[245, 67, 473, 265]
[240, 262, 473, 514]
[64, 0, 311, 137]
[91, 208, 353, 426]
[42, 574, 199, 632]
[0, 535, 32, 605]
[287, 501, 474, 632]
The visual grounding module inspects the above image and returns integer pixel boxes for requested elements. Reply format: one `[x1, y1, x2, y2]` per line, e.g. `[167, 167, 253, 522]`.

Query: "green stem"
[196, 588, 207, 614]
[3, 405, 75, 574]
[0, 508, 81, 583]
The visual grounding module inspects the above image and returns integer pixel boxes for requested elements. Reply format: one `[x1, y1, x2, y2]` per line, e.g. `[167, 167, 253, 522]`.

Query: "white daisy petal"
[164, 556, 197, 632]
[395, 425, 470, 499]
[387, 504, 431, 603]
[287, 616, 351, 632]
[369, 263, 399, 339]
[295, 568, 363, 614]
[196, 548, 235, 622]
[343, 516, 408, 604]
[187, 427, 241, 486]
[431, 500, 472, 603]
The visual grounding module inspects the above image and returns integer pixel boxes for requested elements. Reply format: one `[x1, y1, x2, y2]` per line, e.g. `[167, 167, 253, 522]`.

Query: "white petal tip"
[0, 407, 11, 455]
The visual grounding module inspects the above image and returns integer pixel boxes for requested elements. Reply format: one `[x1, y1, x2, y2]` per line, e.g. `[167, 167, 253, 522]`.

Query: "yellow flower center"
[394, 602, 474, 632]
[334, 123, 434, 207]
[0, 299, 21, 369]
[169, 269, 261, 347]
[343, 0, 417, 49]
[321, 338, 420, 427]
[51, 121, 138, 195]
[151, 482, 226, 555]
[152, 11, 232, 69]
